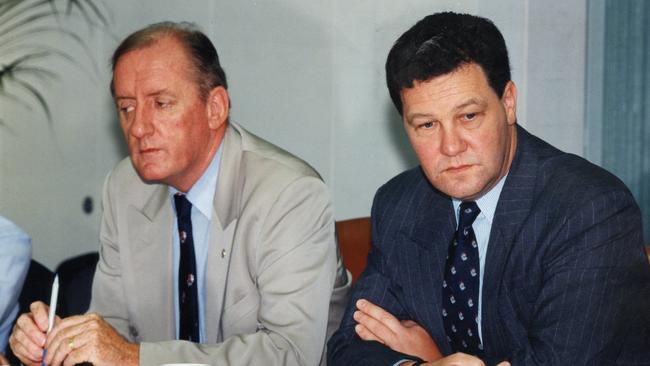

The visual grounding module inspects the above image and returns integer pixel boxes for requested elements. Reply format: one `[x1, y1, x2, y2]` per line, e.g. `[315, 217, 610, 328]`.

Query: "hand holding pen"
[8, 275, 60, 366]
[42, 275, 59, 365]
[10, 273, 138, 366]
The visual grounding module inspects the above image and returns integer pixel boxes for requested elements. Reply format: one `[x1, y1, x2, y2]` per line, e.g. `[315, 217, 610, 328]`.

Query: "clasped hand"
[353, 299, 510, 366]
[353, 299, 442, 362]
[9, 301, 138, 366]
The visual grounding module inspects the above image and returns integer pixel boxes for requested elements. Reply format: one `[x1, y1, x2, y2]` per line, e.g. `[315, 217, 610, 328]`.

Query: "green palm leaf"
[0, 0, 110, 127]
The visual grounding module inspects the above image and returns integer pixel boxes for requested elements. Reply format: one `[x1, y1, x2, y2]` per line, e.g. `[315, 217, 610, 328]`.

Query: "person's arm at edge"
[0, 218, 32, 353]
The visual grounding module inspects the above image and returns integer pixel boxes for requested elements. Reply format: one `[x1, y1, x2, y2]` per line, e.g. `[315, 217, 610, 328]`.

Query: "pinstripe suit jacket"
[328, 126, 650, 365]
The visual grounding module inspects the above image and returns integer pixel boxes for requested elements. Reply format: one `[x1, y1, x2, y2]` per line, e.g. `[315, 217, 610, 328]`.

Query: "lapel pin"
[221, 249, 227, 258]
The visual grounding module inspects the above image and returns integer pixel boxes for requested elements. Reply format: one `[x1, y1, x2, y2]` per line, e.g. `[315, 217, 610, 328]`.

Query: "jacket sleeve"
[506, 188, 650, 365]
[328, 187, 422, 366]
[0, 217, 31, 353]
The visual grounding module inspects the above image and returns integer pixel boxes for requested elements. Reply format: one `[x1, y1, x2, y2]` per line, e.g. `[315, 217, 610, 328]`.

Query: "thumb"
[30, 301, 50, 331]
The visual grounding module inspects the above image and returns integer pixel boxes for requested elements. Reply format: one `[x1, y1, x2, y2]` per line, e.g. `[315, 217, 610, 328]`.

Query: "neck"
[171, 127, 226, 192]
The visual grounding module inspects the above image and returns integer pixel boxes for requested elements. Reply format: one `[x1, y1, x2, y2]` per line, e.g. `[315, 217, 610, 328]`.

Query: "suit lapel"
[204, 124, 242, 343]
[408, 173, 456, 355]
[128, 184, 176, 341]
[481, 126, 538, 355]
[204, 213, 237, 342]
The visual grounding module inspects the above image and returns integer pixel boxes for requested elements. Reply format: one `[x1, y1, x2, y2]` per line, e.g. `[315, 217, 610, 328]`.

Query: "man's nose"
[130, 106, 153, 138]
[440, 125, 467, 156]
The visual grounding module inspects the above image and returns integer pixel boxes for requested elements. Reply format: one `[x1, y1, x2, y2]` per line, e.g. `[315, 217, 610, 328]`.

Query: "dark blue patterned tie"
[174, 193, 199, 342]
[442, 201, 482, 355]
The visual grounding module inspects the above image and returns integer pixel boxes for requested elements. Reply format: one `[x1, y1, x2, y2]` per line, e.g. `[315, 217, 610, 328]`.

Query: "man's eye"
[156, 100, 171, 108]
[120, 106, 134, 113]
[464, 113, 477, 121]
[420, 121, 434, 129]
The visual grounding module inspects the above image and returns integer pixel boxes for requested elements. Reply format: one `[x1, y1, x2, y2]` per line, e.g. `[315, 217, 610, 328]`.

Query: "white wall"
[524, 1, 587, 155]
[0, 0, 587, 268]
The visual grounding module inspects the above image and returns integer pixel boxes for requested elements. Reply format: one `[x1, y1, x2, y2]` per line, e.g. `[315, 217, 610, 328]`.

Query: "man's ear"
[501, 81, 517, 125]
[206, 86, 229, 130]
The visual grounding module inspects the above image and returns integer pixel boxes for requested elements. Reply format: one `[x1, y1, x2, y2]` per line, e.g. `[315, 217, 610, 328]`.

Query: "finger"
[47, 333, 87, 366]
[29, 301, 50, 332]
[16, 313, 47, 348]
[45, 315, 98, 365]
[45, 314, 98, 348]
[354, 323, 384, 343]
[448, 352, 485, 366]
[356, 299, 402, 332]
[61, 329, 109, 366]
[496, 362, 511, 366]
[12, 319, 45, 361]
[353, 310, 396, 344]
[64, 335, 91, 366]
[9, 336, 42, 366]
[62, 348, 92, 366]
[46, 314, 95, 347]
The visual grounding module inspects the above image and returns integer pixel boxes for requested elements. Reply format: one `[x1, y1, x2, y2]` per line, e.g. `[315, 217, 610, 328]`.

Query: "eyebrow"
[114, 89, 175, 101]
[407, 112, 435, 120]
[406, 97, 487, 121]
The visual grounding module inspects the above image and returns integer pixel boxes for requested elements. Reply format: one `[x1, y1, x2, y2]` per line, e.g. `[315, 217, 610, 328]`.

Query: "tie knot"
[174, 193, 192, 220]
[458, 201, 480, 229]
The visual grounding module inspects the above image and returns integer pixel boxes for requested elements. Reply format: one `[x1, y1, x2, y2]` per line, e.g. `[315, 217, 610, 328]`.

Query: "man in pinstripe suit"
[328, 12, 650, 366]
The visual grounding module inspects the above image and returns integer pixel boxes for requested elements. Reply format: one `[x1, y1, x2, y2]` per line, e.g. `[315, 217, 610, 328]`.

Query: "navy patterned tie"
[442, 201, 482, 355]
[174, 193, 200, 342]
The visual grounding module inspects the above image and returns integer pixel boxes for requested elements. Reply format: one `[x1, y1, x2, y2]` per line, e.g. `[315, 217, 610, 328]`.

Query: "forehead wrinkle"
[116, 52, 192, 100]
[453, 97, 487, 111]
[145, 88, 175, 98]
[416, 78, 486, 109]
[405, 86, 479, 120]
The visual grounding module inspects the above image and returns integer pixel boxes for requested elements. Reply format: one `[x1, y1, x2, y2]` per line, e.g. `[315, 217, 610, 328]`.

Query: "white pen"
[47, 275, 59, 333]
[42, 274, 59, 366]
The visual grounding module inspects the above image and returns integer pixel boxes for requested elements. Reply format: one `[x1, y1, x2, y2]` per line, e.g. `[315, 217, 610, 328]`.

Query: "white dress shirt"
[451, 175, 507, 342]
[169, 144, 224, 342]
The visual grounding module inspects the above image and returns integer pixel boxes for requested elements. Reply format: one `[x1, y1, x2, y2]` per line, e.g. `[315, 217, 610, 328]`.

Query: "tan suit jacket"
[90, 122, 351, 366]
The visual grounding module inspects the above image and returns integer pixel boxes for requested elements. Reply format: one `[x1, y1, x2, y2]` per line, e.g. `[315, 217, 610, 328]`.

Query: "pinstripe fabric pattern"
[328, 126, 650, 365]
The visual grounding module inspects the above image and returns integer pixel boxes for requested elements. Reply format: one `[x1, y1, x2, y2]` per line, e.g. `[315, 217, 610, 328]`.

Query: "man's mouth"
[140, 147, 160, 154]
[444, 164, 472, 173]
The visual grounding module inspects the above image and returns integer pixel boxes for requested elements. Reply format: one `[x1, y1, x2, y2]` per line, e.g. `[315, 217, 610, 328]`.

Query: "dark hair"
[385, 12, 511, 115]
[110, 21, 228, 99]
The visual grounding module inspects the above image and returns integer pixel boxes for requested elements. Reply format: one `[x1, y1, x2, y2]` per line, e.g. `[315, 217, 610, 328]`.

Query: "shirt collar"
[452, 174, 508, 223]
[169, 143, 224, 219]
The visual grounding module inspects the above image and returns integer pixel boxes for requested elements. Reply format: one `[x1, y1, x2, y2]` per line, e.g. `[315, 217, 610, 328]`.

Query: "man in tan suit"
[10, 22, 349, 366]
